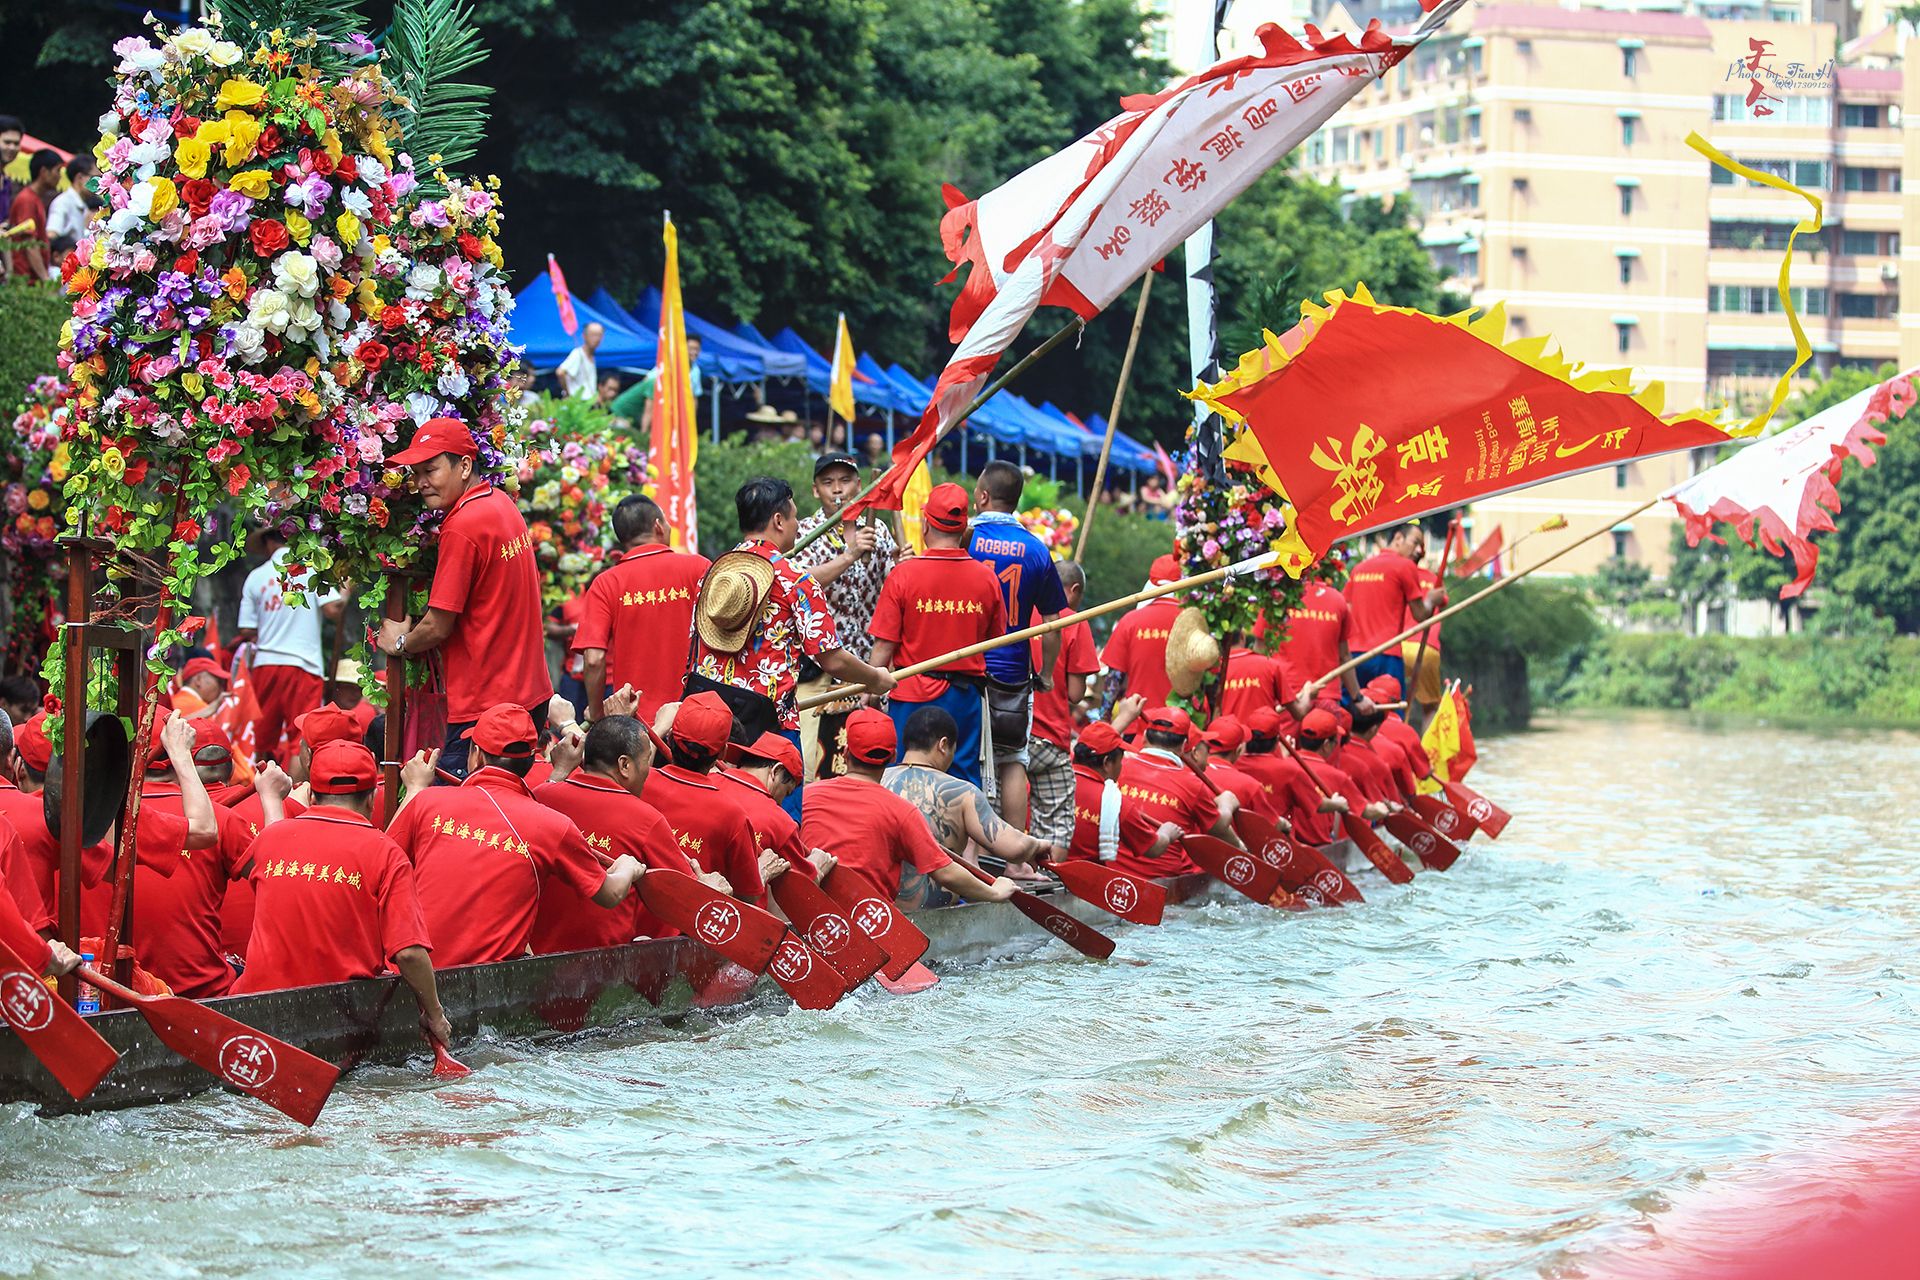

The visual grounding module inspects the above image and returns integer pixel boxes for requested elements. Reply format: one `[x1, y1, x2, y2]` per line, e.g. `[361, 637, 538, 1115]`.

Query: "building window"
[1616, 324, 1632, 355]
[1767, 5, 1798, 19]
[1516, 38, 1531, 54]
[1842, 229, 1879, 255]
[1614, 464, 1629, 489]
[1621, 117, 1636, 145]
[1619, 257, 1633, 284]
[1443, 108, 1460, 145]
[1468, 45, 1482, 74]
[1838, 293, 1890, 319]
[1620, 186, 1634, 216]
[1841, 103, 1882, 128]
[1373, 128, 1383, 160]
[1711, 163, 1735, 186]
[1395, 123, 1405, 154]
[1623, 48, 1638, 76]
[1611, 531, 1629, 558]
[1514, 107, 1531, 125]
[1792, 160, 1829, 189]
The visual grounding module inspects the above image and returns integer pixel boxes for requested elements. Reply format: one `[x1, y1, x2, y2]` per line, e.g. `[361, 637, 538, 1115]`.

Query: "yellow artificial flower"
[356, 278, 381, 312]
[101, 448, 127, 481]
[283, 209, 312, 244]
[227, 169, 270, 200]
[221, 111, 262, 164]
[371, 234, 391, 254]
[180, 371, 205, 398]
[146, 177, 179, 219]
[49, 443, 71, 483]
[89, 239, 107, 270]
[215, 78, 266, 110]
[335, 211, 362, 248]
[484, 240, 504, 269]
[174, 135, 211, 180]
[321, 128, 343, 162]
[196, 118, 231, 147]
[26, 489, 49, 513]
[59, 319, 73, 349]
[367, 131, 392, 167]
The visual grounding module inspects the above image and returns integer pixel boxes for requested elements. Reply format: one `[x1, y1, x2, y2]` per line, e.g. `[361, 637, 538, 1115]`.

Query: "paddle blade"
[81, 968, 338, 1126]
[1232, 811, 1364, 905]
[1341, 816, 1415, 885]
[820, 866, 930, 981]
[1411, 791, 1479, 841]
[767, 928, 851, 1010]
[1184, 834, 1285, 905]
[1384, 811, 1463, 871]
[638, 869, 783, 974]
[770, 870, 888, 986]
[0, 946, 119, 1101]
[1442, 780, 1511, 838]
[429, 1038, 471, 1079]
[1008, 890, 1115, 959]
[875, 962, 939, 995]
[1051, 859, 1165, 926]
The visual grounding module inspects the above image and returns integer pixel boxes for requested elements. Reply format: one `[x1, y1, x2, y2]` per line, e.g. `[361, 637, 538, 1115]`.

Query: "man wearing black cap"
[791, 451, 897, 783]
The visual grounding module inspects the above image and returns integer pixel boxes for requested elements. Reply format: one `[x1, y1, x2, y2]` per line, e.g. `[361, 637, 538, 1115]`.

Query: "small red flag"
[547, 254, 577, 337]
[1455, 525, 1504, 577]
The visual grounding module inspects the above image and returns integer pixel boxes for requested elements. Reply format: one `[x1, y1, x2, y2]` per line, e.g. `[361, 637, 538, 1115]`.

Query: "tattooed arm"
[957, 778, 1056, 865]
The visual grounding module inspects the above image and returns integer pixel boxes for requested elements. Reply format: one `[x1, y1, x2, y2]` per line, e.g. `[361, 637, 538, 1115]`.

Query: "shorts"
[1026, 736, 1076, 846]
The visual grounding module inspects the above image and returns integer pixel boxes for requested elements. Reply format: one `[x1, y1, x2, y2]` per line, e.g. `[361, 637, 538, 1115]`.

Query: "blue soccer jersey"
[967, 512, 1068, 684]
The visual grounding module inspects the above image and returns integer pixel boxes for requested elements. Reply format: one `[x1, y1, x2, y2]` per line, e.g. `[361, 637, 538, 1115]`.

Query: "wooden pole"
[1305, 496, 1662, 697]
[381, 585, 408, 828]
[798, 549, 1277, 710]
[56, 546, 91, 1007]
[1075, 273, 1153, 562]
[791, 316, 1087, 557]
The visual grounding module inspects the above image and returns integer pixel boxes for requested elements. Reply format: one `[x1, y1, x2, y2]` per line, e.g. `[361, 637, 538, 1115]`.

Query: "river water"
[4, 711, 1919, 1278]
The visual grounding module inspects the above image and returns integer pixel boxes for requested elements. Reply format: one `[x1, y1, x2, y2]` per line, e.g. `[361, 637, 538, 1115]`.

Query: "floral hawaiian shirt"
[689, 539, 840, 729]
[790, 509, 897, 662]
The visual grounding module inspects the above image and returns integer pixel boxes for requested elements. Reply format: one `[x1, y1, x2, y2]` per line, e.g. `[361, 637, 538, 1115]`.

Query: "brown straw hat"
[1165, 606, 1222, 697]
[695, 550, 777, 654]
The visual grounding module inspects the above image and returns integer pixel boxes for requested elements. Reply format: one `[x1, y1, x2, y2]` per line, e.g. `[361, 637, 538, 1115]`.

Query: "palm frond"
[384, 0, 494, 175]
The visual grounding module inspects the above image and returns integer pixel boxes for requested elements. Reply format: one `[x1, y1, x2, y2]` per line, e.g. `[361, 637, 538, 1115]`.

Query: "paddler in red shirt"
[1114, 707, 1240, 879]
[1216, 640, 1306, 724]
[1365, 676, 1434, 788]
[1098, 555, 1183, 712]
[714, 733, 834, 883]
[1065, 721, 1182, 866]
[1336, 524, 1443, 704]
[1201, 718, 1284, 823]
[229, 741, 452, 1046]
[375, 418, 553, 781]
[1327, 704, 1402, 812]
[533, 713, 723, 949]
[572, 494, 711, 726]
[196, 718, 304, 961]
[800, 709, 1018, 907]
[1294, 708, 1392, 825]
[868, 482, 1007, 790]
[1235, 708, 1344, 845]
[641, 692, 775, 906]
[387, 704, 644, 966]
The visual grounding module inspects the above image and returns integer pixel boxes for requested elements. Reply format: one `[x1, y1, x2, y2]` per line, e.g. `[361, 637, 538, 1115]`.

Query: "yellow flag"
[648, 212, 698, 552]
[1418, 692, 1459, 795]
[829, 312, 857, 425]
[899, 460, 933, 554]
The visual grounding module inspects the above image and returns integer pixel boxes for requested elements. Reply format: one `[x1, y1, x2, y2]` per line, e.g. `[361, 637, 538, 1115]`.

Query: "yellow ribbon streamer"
[1684, 130, 1822, 436]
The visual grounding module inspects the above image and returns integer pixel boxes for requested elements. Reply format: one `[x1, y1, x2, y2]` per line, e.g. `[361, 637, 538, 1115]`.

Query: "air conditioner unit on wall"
[1882, 262, 1899, 283]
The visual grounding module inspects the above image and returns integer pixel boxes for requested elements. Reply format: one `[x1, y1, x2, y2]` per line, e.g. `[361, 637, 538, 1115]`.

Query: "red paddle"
[1232, 810, 1365, 906]
[875, 962, 940, 994]
[947, 859, 1116, 960]
[1442, 780, 1511, 838]
[1341, 814, 1415, 885]
[0, 943, 119, 1101]
[1049, 859, 1165, 927]
[766, 928, 851, 1010]
[429, 1037, 471, 1079]
[637, 869, 784, 975]
[79, 964, 339, 1126]
[820, 865, 932, 981]
[1384, 810, 1463, 871]
[770, 869, 888, 986]
[1184, 833, 1286, 904]
[1411, 790, 1479, 841]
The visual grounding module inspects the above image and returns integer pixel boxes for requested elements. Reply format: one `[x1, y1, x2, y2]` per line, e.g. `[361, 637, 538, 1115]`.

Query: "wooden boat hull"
[0, 873, 1225, 1117]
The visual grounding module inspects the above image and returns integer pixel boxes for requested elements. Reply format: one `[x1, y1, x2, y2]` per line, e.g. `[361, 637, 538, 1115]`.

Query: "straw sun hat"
[1165, 607, 1222, 697]
[695, 551, 778, 654]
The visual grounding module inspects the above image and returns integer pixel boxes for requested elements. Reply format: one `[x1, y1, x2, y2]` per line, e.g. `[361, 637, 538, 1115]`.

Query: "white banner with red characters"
[856, 4, 1466, 512]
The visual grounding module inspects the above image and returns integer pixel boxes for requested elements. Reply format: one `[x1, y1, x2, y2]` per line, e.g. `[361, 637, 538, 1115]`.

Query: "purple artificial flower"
[206, 189, 254, 232]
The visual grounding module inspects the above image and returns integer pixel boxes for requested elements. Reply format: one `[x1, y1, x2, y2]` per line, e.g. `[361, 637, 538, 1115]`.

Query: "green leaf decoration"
[383, 0, 494, 177]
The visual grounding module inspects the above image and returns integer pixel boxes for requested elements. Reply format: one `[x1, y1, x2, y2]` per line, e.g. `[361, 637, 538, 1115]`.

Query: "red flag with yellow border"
[648, 215, 698, 552]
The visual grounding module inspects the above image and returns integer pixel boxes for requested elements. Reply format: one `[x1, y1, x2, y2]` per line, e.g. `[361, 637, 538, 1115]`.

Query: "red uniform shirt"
[428, 484, 554, 723]
[799, 773, 952, 903]
[532, 772, 693, 950]
[1216, 648, 1296, 722]
[641, 764, 765, 903]
[1274, 582, 1350, 687]
[1403, 566, 1445, 651]
[0, 784, 49, 929]
[229, 808, 430, 993]
[0, 784, 190, 935]
[1066, 763, 1165, 865]
[131, 786, 253, 997]
[570, 544, 712, 722]
[1336, 740, 1395, 805]
[217, 789, 307, 959]
[868, 548, 1007, 703]
[1099, 598, 1180, 709]
[714, 769, 810, 874]
[387, 767, 606, 966]
[1297, 753, 1370, 824]
[1344, 551, 1425, 655]
[1375, 715, 1433, 781]
[0, 823, 50, 974]
[1207, 759, 1281, 821]
[1238, 749, 1334, 845]
[1115, 750, 1216, 878]
[1364, 732, 1419, 797]
[1031, 619, 1099, 750]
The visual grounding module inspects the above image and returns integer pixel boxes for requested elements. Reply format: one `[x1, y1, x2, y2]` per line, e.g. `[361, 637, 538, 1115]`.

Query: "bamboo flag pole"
[791, 316, 1088, 557]
[1504, 513, 1569, 576]
[1075, 273, 1154, 562]
[1304, 496, 1661, 697]
[797, 549, 1280, 710]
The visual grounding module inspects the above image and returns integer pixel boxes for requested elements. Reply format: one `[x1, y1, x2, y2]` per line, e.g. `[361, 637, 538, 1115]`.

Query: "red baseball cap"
[1148, 554, 1181, 586]
[13, 710, 52, 773]
[844, 708, 897, 766]
[461, 703, 537, 758]
[389, 416, 478, 466]
[1364, 675, 1402, 702]
[741, 731, 803, 780]
[296, 703, 362, 750]
[1141, 706, 1191, 737]
[1204, 717, 1248, 752]
[1077, 721, 1124, 755]
[1243, 707, 1283, 739]
[668, 692, 734, 757]
[1327, 704, 1353, 735]
[309, 741, 380, 794]
[922, 482, 970, 534]
[180, 656, 230, 684]
[1299, 708, 1340, 742]
[191, 719, 233, 762]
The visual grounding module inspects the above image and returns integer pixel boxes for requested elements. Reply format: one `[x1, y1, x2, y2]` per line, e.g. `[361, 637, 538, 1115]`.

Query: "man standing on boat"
[869, 483, 1006, 789]
[1339, 524, 1442, 703]
[882, 707, 1061, 907]
[1099, 554, 1183, 713]
[572, 495, 710, 727]
[376, 418, 552, 782]
[801, 710, 1018, 908]
[386, 704, 645, 965]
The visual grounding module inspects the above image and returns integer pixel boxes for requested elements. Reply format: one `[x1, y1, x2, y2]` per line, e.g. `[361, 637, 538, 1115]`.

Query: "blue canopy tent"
[1038, 401, 1154, 473]
[768, 328, 905, 417]
[509, 278, 656, 371]
[629, 287, 806, 381]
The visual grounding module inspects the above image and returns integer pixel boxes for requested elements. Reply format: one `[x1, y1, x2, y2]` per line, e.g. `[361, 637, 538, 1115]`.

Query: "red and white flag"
[1666, 365, 1916, 598]
[853, 4, 1466, 513]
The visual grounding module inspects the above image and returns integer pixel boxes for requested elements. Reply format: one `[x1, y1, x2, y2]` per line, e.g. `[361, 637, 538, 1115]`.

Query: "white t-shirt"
[238, 547, 344, 677]
[557, 345, 597, 400]
[46, 189, 90, 246]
